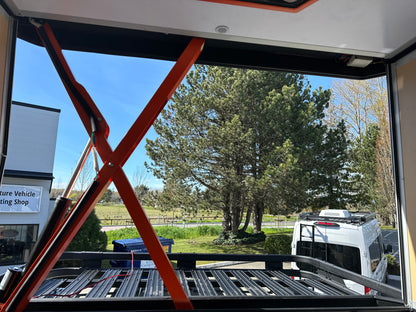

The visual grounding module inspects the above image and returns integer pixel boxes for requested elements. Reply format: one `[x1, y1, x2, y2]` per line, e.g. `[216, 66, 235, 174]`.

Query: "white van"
[291, 209, 389, 294]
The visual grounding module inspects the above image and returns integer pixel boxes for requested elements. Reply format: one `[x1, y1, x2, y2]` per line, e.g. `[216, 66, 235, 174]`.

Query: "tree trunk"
[226, 186, 244, 234]
[231, 196, 240, 234]
[222, 192, 231, 232]
[231, 214, 239, 234]
[252, 201, 264, 233]
[222, 209, 231, 232]
[241, 208, 252, 232]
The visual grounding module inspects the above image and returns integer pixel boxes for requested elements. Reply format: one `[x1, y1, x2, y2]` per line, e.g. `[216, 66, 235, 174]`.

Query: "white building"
[0, 101, 59, 269]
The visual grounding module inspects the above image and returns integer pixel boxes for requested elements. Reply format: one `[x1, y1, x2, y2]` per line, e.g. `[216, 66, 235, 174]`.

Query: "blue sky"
[12, 39, 333, 191]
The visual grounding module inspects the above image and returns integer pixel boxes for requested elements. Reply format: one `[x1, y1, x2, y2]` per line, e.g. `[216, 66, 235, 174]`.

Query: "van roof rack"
[300, 211, 377, 225]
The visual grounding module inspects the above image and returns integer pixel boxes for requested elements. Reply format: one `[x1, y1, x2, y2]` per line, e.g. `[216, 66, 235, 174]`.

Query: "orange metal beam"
[113, 170, 194, 309]
[112, 37, 205, 168]
[35, 23, 112, 160]
[0, 22, 204, 312]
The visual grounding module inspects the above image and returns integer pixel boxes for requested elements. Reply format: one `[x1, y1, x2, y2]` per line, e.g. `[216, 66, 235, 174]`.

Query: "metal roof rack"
[300, 211, 377, 225]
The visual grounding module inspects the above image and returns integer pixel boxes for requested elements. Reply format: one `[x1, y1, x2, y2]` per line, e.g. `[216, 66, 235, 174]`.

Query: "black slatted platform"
[32, 268, 357, 300]
[24, 253, 406, 311]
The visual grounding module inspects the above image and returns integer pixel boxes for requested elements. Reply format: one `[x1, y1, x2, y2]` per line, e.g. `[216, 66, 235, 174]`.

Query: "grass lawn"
[106, 227, 293, 253]
[105, 226, 292, 266]
[171, 236, 266, 254]
[95, 204, 161, 219]
[95, 204, 223, 225]
[95, 203, 293, 226]
[95, 204, 130, 219]
[106, 235, 267, 265]
[171, 236, 267, 266]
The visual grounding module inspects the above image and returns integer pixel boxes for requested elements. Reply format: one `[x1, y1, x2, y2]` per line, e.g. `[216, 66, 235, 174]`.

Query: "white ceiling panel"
[5, 0, 416, 58]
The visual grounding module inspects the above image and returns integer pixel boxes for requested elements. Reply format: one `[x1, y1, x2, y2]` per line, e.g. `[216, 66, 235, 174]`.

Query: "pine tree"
[349, 123, 379, 208]
[309, 120, 351, 210]
[66, 209, 107, 251]
[146, 66, 337, 234]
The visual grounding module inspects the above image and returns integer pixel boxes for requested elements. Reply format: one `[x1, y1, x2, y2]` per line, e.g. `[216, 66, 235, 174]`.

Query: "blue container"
[112, 237, 174, 268]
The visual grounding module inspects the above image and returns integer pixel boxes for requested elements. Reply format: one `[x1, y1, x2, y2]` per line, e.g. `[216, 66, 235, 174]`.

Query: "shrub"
[386, 254, 400, 275]
[264, 235, 292, 254]
[67, 209, 107, 251]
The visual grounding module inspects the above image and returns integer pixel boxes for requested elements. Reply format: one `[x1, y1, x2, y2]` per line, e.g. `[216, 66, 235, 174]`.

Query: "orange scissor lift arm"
[0, 22, 204, 312]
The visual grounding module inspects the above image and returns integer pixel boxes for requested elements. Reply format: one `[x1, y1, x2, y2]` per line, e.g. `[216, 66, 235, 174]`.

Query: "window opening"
[0, 224, 38, 266]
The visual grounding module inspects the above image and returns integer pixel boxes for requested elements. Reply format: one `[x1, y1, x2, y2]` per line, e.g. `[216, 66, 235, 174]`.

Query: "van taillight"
[314, 222, 339, 227]
[364, 287, 371, 294]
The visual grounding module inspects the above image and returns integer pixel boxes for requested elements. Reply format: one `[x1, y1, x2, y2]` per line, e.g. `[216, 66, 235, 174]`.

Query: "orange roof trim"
[201, 0, 318, 13]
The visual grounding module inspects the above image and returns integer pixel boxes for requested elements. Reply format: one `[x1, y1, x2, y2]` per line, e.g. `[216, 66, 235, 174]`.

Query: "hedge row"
[264, 234, 292, 254]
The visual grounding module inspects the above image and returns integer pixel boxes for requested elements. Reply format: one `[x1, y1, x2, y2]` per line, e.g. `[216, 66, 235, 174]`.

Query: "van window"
[297, 241, 361, 274]
[369, 235, 383, 272]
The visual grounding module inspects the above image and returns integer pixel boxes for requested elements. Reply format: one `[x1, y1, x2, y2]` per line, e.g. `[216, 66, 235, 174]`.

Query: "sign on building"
[0, 184, 42, 213]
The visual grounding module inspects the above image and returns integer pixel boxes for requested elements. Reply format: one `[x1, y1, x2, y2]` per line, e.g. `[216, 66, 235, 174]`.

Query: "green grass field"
[95, 204, 160, 219]
[105, 226, 293, 255]
[95, 204, 224, 225]
[95, 203, 292, 226]
[171, 236, 266, 254]
[98, 203, 294, 258]
[107, 233, 266, 265]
